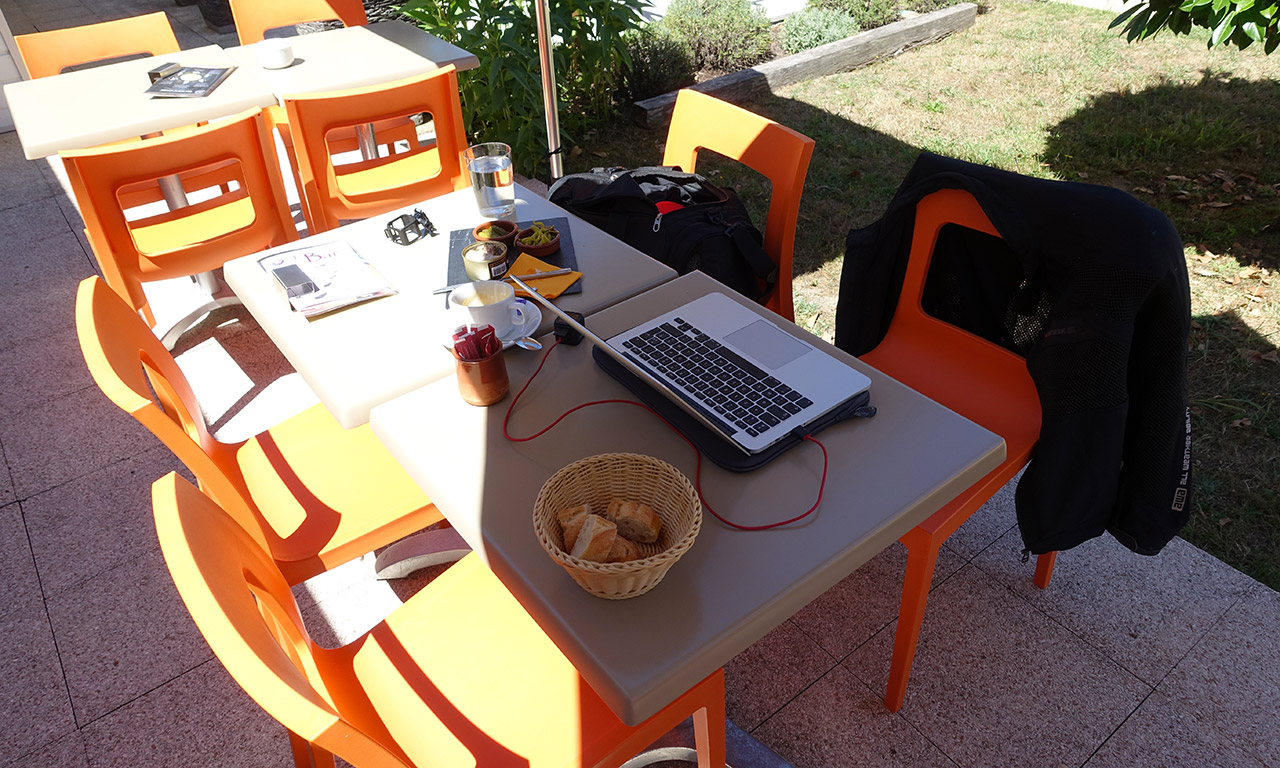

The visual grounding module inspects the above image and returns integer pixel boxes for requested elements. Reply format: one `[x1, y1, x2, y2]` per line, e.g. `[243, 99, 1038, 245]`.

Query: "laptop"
[510, 277, 872, 459]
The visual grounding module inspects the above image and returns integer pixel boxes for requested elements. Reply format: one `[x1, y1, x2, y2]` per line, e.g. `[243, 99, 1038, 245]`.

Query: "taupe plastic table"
[369, 271, 1006, 725]
[2, 46, 278, 161]
[224, 184, 677, 429]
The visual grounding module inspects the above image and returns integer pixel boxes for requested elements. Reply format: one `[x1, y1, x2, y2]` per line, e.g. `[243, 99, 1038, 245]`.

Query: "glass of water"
[463, 142, 516, 220]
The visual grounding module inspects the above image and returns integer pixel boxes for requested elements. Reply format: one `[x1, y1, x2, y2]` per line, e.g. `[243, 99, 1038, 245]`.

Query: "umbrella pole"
[533, 0, 564, 180]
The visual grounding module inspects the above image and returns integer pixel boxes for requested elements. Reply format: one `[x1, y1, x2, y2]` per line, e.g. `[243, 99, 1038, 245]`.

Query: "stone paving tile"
[0, 198, 85, 262]
[844, 564, 1150, 768]
[0, 383, 155, 501]
[725, 619, 839, 732]
[0, 502, 40, 615]
[22, 446, 183, 597]
[0, 262, 80, 348]
[753, 665, 955, 768]
[1147, 585, 1280, 764]
[45, 547, 212, 724]
[0, 133, 54, 192]
[0, 449, 15, 507]
[974, 529, 1258, 687]
[0, 732, 88, 768]
[0, 325, 95, 416]
[79, 660, 294, 768]
[790, 542, 966, 661]
[1084, 688, 1269, 768]
[0, 599, 76, 764]
[943, 471, 1021, 561]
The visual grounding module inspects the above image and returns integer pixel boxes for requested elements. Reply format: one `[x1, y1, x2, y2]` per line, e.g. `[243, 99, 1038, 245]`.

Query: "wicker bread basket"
[534, 453, 702, 599]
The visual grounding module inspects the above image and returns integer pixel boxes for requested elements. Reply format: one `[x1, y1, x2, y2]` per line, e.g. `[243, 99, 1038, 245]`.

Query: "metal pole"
[533, 0, 564, 180]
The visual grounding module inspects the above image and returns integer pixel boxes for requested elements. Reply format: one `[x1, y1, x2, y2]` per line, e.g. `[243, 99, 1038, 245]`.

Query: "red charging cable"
[502, 339, 829, 531]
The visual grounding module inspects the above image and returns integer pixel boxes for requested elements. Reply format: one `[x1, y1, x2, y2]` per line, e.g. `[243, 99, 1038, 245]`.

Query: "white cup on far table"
[448, 281, 528, 338]
[256, 38, 296, 69]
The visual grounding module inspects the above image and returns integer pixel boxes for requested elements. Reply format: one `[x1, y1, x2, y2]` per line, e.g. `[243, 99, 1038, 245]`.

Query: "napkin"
[507, 253, 582, 300]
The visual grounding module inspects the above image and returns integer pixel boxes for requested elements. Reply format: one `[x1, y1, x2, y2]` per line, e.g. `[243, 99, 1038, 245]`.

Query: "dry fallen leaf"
[1219, 517, 1232, 526]
[1230, 417, 1252, 428]
[1134, 186, 1155, 194]
[1238, 348, 1263, 362]
[1263, 350, 1279, 363]
[1167, 174, 1191, 182]
[1238, 266, 1263, 279]
[1198, 201, 1233, 209]
[1196, 268, 1218, 277]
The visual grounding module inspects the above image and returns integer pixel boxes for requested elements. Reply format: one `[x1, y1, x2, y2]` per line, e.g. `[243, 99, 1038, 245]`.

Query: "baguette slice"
[569, 514, 617, 562]
[606, 536, 641, 563]
[557, 504, 591, 551]
[604, 499, 662, 544]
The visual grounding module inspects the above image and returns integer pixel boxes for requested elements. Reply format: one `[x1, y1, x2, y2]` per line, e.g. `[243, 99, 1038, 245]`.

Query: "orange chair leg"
[692, 670, 728, 768]
[885, 530, 940, 713]
[1034, 550, 1057, 589]
[287, 730, 335, 768]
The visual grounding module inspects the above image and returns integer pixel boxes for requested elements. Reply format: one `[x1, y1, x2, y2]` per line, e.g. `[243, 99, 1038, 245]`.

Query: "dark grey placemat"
[446, 217, 581, 295]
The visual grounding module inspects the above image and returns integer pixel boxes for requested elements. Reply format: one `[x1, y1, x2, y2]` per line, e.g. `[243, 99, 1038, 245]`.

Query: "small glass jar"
[462, 241, 509, 281]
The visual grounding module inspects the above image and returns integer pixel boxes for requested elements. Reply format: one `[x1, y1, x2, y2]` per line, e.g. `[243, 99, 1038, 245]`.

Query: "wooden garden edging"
[631, 3, 978, 127]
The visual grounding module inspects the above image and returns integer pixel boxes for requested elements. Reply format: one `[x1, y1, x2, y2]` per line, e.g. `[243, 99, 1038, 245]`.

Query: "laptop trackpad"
[725, 319, 809, 370]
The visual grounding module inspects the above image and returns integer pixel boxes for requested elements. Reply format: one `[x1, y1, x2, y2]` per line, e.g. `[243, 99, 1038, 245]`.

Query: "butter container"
[462, 241, 509, 281]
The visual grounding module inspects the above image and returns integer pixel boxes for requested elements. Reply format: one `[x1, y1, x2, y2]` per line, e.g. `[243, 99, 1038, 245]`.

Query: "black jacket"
[835, 153, 1192, 556]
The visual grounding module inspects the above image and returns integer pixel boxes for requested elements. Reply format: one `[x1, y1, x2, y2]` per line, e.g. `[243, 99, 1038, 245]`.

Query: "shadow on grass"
[1042, 70, 1280, 271]
[1187, 309, 1279, 590]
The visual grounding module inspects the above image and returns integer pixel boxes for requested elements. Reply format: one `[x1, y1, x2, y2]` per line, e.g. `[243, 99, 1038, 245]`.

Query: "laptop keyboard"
[621, 317, 814, 437]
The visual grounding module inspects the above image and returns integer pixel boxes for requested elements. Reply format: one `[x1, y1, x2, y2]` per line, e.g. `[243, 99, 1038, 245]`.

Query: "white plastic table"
[224, 183, 678, 429]
[2, 45, 278, 160]
[369, 270, 1006, 725]
[224, 20, 480, 98]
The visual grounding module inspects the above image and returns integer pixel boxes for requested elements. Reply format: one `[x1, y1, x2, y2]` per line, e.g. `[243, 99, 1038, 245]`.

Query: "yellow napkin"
[507, 253, 582, 300]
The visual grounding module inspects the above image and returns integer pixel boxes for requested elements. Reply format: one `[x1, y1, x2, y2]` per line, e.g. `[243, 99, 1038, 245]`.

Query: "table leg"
[356, 123, 379, 161]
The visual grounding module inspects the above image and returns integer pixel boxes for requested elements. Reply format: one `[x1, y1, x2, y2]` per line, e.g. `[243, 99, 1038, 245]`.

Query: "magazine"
[258, 241, 397, 318]
[145, 66, 235, 98]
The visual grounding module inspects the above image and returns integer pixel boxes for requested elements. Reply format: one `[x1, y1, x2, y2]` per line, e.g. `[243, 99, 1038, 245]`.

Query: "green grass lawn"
[568, 0, 1280, 588]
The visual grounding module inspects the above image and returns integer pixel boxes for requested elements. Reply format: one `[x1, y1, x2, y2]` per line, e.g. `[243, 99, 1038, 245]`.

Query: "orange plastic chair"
[855, 187, 1056, 712]
[283, 65, 470, 234]
[77, 276, 443, 585]
[152, 472, 727, 768]
[661, 89, 814, 322]
[13, 12, 179, 78]
[228, 0, 367, 43]
[61, 108, 298, 330]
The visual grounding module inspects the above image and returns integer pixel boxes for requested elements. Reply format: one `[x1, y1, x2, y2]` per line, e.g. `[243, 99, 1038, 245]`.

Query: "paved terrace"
[2, 1, 1279, 766]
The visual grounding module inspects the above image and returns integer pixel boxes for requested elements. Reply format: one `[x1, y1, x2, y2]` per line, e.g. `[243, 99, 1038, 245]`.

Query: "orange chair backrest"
[661, 89, 815, 322]
[75, 276, 281, 555]
[150, 473, 396, 764]
[14, 12, 180, 78]
[228, 0, 367, 44]
[61, 108, 298, 325]
[862, 187, 1041, 455]
[283, 65, 470, 233]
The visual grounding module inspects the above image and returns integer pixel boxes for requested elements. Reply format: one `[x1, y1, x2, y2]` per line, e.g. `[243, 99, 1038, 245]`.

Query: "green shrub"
[400, 0, 646, 178]
[809, 0, 901, 32]
[619, 26, 697, 102]
[658, 0, 772, 73]
[780, 7, 860, 54]
[905, 0, 957, 13]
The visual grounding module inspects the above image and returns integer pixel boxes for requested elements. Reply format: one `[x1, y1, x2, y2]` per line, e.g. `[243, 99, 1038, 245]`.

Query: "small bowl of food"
[472, 220, 517, 249]
[515, 221, 561, 258]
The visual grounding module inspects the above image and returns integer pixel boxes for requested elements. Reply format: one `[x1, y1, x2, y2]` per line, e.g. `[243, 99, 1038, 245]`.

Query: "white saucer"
[500, 300, 542, 349]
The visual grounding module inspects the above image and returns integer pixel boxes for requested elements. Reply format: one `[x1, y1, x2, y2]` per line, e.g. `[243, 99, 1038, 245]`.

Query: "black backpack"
[547, 166, 776, 302]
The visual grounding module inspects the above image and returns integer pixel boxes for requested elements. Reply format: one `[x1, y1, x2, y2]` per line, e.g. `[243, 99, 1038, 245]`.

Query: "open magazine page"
[258, 241, 397, 318]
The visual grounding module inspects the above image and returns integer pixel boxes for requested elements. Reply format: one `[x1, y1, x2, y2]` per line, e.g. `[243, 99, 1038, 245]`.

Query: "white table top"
[224, 20, 480, 99]
[369, 271, 1006, 725]
[224, 184, 677, 429]
[3, 46, 278, 160]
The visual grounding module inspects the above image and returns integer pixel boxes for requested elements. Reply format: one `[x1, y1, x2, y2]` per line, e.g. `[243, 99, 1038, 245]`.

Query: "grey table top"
[370, 270, 1006, 725]
[224, 184, 677, 428]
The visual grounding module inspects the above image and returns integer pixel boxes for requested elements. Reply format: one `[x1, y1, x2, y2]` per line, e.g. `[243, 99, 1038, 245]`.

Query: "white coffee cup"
[448, 281, 527, 338]
[256, 39, 295, 69]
